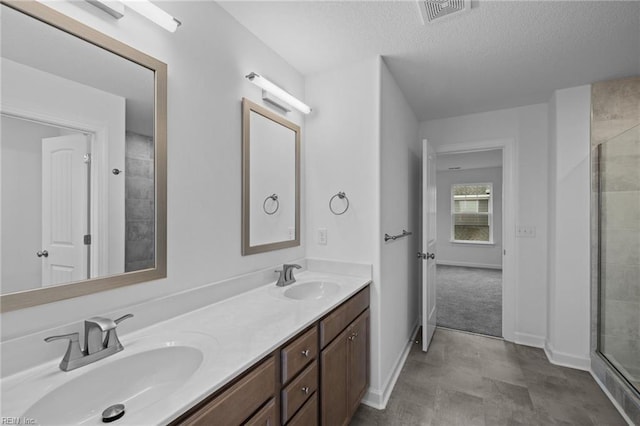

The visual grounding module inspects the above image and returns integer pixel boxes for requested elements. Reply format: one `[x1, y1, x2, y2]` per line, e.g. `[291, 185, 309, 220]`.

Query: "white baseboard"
[544, 342, 590, 371]
[361, 321, 420, 410]
[590, 370, 635, 426]
[436, 260, 502, 270]
[514, 332, 545, 348]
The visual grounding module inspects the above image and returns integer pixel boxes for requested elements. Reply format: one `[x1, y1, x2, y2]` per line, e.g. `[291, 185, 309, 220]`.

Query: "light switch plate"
[516, 226, 536, 238]
[318, 228, 328, 245]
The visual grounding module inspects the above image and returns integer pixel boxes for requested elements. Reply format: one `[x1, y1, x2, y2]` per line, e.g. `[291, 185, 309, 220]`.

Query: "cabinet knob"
[301, 386, 310, 395]
[301, 349, 310, 357]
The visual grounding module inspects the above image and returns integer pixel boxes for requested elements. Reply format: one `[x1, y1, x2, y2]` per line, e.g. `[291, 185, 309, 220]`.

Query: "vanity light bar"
[245, 72, 312, 115]
[87, 0, 180, 32]
[86, 0, 125, 19]
[124, 0, 181, 32]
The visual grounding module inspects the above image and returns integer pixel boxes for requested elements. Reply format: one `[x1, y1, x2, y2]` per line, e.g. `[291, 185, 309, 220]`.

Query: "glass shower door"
[597, 123, 640, 394]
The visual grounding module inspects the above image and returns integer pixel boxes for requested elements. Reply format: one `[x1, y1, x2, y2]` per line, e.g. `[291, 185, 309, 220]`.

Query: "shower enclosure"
[596, 123, 640, 393]
[591, 76, 640, 422]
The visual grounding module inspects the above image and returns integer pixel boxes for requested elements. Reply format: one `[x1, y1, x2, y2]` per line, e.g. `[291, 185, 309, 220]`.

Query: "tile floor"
[351, 328, 627, 425]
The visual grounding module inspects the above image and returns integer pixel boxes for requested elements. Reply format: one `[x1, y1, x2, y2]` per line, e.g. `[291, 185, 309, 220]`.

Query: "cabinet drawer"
[181, 357, 275, 426]
[281, 362, 318, 423]
[287, 392, 318, 426]
[320, 286, 370, 348]
[244, 399, 276, 426]
[281, 327, 318, 384]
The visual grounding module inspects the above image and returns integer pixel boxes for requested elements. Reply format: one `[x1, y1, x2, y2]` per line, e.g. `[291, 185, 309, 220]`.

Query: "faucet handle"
[284, 264, 302, 269]
[104, 314, 133, 351]
[45, 332, 84, 370]
[44, 332, 80, 344]
[114, 313, 134, 325]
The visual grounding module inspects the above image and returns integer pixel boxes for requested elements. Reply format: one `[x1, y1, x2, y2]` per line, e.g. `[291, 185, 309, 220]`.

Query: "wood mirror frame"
[0, 0, 167, 312]
[242, 98, 300, 255]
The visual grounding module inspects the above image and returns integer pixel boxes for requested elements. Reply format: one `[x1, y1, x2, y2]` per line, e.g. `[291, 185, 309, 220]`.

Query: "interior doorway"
[435, 149, 504, 337]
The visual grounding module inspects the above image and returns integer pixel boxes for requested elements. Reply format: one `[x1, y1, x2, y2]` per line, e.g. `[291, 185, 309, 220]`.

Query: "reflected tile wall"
[591, 76, 640, 423]
[125, 132, 155, 272]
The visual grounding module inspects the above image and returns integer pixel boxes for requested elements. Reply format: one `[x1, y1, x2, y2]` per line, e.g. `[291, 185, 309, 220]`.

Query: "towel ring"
[329, 191, 349, 215]
[263, 194, 279, 215]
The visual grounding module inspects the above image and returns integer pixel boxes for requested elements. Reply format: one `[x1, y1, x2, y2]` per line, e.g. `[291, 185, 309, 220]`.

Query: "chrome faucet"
[45, 314, 133, 371]
[276, 264, 302, 287]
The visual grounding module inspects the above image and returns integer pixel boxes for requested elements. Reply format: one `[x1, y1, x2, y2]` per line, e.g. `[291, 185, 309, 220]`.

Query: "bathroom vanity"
[172, 286, 370, 426]
[0, 270, 371, 425]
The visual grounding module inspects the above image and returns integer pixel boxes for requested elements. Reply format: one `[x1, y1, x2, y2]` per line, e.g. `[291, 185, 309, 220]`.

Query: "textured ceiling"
[218, 1, 640, 121]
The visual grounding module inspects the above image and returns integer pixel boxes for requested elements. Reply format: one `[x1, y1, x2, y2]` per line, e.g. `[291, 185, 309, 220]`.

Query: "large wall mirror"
[242, 98, 300, 255]
[0, 0, 167, 312]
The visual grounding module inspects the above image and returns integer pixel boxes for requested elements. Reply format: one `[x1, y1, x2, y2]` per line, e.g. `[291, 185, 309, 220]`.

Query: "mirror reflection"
[1, 3, 156, 294]
[242, 98, 300, 255]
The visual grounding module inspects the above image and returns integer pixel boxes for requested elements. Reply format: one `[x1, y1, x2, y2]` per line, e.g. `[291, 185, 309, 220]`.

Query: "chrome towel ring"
[263, 194, 279, 215]
[329, 191, 349, 215]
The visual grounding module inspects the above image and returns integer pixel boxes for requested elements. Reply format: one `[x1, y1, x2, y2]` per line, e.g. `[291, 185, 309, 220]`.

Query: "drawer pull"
[301, 349, 310, 357]
[301, 386, 310, 395]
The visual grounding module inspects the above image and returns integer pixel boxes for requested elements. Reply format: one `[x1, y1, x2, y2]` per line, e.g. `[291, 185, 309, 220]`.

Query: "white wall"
[378, 59, 420, 404]
[421, 103, 549, 345]
[436, 166, 503, 269]
[304, 57, 420, 408]
[304, 56, 382, 394]
[1, 1, 305, 342]
[249, 112, 296, 246]
[546, 85, 592, 369]
[1, 117, 61, 293]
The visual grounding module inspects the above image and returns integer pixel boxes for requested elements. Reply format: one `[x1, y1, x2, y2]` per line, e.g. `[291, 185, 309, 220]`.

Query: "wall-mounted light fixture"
[86, 0, 181, 32]
[245, 72, 312, 115]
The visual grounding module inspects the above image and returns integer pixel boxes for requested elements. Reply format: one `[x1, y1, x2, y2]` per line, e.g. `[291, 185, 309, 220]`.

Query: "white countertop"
[1, 271, 371, 425]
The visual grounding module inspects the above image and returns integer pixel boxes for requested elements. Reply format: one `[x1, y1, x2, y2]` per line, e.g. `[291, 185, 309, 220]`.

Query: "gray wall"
[124, 131, 155, 272]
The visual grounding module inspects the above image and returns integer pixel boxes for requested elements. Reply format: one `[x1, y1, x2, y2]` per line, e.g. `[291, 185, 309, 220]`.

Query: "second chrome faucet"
[275, 264, 301, 287]
[44, 314, 133, 371]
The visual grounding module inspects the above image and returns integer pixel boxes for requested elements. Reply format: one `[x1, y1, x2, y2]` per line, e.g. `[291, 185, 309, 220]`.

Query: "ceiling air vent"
[418, 0, 470, 24]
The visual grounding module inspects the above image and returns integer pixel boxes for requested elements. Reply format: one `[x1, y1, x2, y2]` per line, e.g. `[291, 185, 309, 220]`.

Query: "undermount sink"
[24, 345, 203, 424]
[284, 281, 340, 300]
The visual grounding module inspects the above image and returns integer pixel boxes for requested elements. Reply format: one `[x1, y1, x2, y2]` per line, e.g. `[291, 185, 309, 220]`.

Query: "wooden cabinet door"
[320, 328, 349, 426]
[347, 310, 369, 418]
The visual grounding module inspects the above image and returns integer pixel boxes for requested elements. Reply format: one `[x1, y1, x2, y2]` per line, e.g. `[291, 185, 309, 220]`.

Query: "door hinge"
[84, 234, 92, 245]
[83, 154, 91, 164]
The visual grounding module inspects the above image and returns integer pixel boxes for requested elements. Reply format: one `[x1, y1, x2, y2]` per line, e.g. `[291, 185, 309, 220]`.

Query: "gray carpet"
[436, 265, 502, 337]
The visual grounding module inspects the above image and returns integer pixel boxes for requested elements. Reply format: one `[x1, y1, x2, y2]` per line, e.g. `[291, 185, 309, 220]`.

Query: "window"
[451, 183, 493, 243]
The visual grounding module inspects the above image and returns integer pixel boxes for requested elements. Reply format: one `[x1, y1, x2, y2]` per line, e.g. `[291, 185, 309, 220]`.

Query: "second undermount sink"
[284, 281, 340, 300]
[23, 345, 203, 425]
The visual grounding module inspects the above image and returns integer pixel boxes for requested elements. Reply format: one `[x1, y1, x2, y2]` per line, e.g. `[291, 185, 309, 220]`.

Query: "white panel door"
[422, 139, 437, 352]
[41, 134, 89, 286]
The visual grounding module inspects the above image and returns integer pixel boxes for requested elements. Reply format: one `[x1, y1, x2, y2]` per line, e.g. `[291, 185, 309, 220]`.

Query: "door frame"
[434, 137, 517, 342]
[1, 106, 110, 278]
